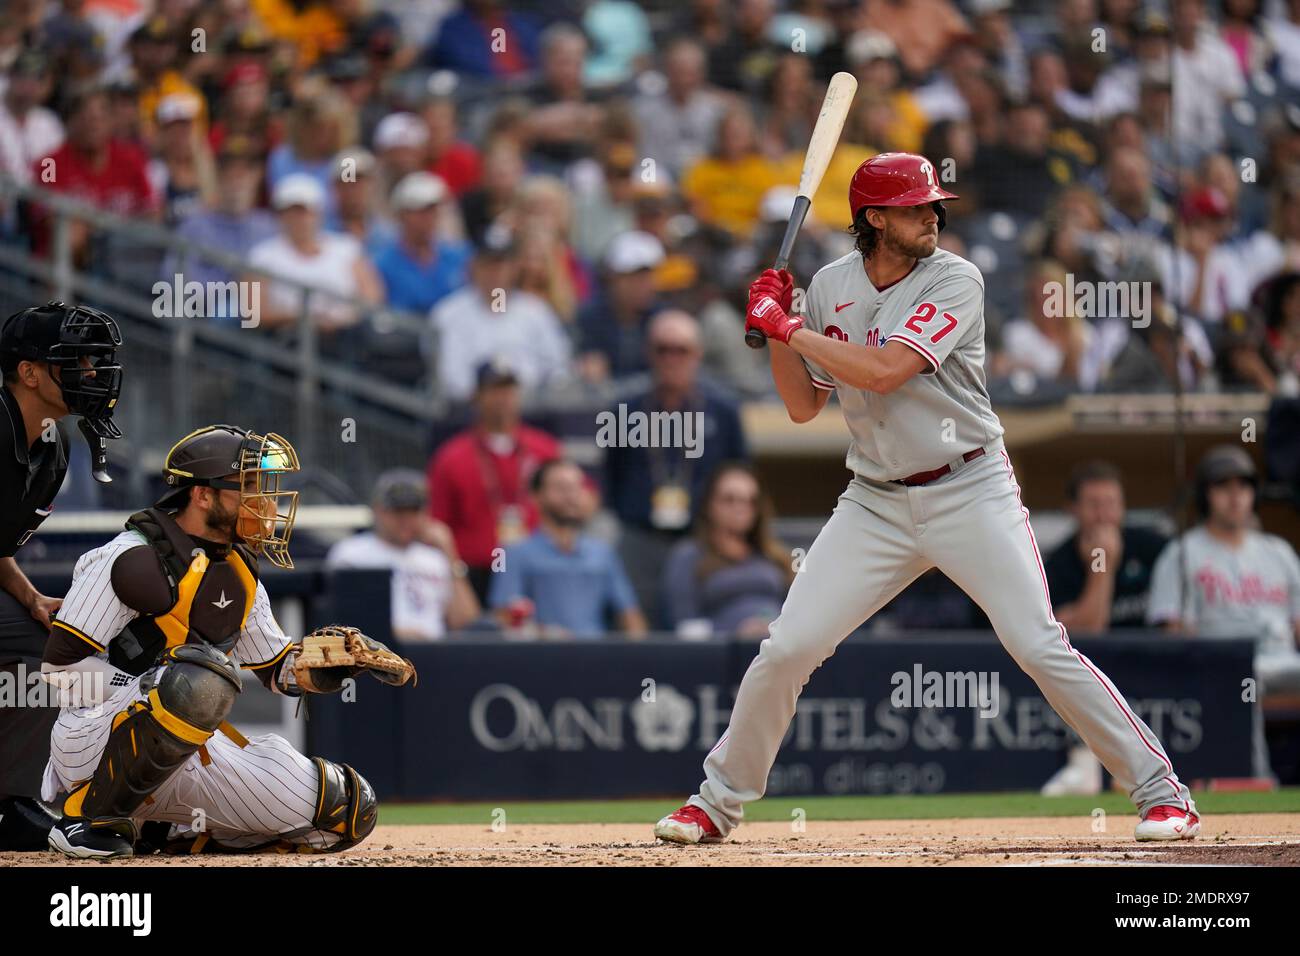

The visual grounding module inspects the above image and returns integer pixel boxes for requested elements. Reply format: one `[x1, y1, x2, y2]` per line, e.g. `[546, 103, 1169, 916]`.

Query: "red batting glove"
[748, 268, 794, 313]
[746, 292, 804, 346]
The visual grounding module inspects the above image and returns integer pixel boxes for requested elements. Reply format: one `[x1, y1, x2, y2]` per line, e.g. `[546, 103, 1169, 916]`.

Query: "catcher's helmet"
[849, 152, 959, 223]
[158, 425, 301, 568]
[1194, 444, 1257, 517]
[0, 301, 123, 439]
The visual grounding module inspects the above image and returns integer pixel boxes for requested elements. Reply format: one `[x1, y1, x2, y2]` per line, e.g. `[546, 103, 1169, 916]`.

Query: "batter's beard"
[882, 225, 939, 259]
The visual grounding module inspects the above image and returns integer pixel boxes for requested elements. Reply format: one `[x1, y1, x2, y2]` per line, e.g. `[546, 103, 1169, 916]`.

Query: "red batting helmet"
[848, 152, 959, 221]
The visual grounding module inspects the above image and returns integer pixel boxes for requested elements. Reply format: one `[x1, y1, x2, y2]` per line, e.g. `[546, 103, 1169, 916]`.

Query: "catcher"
[38, 424, 414, 858]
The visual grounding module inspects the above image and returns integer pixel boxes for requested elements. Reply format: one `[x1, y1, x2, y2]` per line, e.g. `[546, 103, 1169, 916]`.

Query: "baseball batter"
[655, 153, 1200, 845]
[39, 424, 413, 858]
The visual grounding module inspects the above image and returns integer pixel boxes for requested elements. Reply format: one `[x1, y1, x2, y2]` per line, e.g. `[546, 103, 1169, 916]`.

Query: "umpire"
[0, 302, 122, 851]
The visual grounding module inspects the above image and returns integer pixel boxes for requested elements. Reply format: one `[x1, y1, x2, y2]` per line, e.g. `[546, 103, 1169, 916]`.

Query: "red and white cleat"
[654, 804, 723, 844]
[1135, 805, 1201, 841]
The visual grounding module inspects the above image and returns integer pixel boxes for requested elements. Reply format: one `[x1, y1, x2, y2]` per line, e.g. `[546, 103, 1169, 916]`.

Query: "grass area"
[379, 788, 1300, 826]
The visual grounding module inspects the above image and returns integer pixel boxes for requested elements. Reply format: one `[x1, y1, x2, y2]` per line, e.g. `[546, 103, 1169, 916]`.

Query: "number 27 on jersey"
[903, 303, 957, 344]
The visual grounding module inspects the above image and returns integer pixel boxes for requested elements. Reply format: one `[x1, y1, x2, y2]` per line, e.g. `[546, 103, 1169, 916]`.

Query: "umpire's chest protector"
[107, 508, 258, 674]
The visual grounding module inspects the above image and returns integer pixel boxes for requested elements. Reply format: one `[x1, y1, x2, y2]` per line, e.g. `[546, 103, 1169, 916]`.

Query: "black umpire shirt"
[0, 383, 68, 560]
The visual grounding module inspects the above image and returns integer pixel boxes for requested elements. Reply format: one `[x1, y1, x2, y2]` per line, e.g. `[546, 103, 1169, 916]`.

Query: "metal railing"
[0, 175, 449, 502]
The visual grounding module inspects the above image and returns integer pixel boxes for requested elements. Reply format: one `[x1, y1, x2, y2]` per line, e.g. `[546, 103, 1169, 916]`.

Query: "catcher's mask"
[0, 301, 124, 438]
[157, 425, 301, 569]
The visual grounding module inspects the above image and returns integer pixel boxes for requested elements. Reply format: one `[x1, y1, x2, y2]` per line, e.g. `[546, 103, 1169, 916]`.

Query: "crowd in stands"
[2, 1, 1299, 664]
[1, 0, 1298, 398]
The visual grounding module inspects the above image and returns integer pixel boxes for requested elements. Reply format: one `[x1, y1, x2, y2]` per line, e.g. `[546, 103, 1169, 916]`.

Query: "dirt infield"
[4, 813, 1299, 866]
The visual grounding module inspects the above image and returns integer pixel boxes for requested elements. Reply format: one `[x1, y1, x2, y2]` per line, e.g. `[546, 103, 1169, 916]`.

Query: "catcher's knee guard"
[311, 758, 377, 851]
[67, 644, 241, 820]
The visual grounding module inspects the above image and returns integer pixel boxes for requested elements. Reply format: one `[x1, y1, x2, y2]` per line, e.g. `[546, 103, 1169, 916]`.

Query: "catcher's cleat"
[49, 815, 136, 859]
[654, 804, 723, 844]
[1134, 806, 1200, 841]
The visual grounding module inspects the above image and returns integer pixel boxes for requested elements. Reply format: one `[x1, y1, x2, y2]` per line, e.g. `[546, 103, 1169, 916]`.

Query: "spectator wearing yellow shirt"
[681, 107, 781, 240]
[250, 0, 348, 69]
[130, 17, 208, 141]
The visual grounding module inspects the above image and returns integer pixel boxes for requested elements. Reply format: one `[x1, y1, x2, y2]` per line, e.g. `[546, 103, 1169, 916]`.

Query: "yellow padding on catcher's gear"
[63, 783, 89, 818]
[154, 550, 257, 650]
[145, 688, 212, 745]
[227, 549, 257, 628]
[218, 720, 248, 748]
[110, 706, 134, 733]
[191, 834, 209, 854]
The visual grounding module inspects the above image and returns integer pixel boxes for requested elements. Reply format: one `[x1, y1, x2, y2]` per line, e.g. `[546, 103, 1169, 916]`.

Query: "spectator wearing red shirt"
[427, 359, 560, 601]
[32, 88, 154, 260]
[421, 93, 481, 198]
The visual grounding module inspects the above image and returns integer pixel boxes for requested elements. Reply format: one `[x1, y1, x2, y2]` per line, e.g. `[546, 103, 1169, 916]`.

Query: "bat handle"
[745, 196, 810, 350]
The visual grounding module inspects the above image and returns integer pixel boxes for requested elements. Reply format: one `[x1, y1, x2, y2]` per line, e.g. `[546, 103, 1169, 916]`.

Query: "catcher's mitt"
[292, 625, 416, 693]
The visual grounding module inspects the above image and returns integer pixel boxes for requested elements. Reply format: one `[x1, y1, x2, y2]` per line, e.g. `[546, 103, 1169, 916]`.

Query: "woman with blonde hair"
[266, 83, 357, 214]
[505, 175, 591, 322]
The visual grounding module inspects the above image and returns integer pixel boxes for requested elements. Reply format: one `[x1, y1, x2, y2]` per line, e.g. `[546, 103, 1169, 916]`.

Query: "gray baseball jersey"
[799, 247, 1004, 481]
[1147, 527, 1300, 656]
[679, 246, 1197, 839]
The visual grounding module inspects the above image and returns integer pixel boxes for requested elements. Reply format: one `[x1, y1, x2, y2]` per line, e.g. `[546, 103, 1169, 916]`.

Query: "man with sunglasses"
[0, 301, 122, 852]
[38, 425, 403, 857]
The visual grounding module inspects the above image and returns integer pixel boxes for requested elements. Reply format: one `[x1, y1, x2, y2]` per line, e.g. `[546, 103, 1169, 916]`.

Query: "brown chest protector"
[107, 508, 259, 676]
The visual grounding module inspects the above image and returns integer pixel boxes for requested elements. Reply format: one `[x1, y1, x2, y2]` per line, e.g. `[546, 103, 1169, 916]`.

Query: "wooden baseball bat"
[745, 71, 858, 349]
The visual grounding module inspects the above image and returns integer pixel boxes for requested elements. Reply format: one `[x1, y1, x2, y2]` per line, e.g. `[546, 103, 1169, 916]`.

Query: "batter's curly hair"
[848, 207, 880, 259]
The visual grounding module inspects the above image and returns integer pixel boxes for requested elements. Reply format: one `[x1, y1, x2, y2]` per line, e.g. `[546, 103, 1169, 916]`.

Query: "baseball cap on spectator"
[131, 15, 176, 45]
[372, 469, 428, 511]
[223, 60, 268, 90]
[272, 174, 326, 211]
[373, 112, 429, 152]
[391, 172, 448, 211]
[845, 30, 898, 66]
[156, 92, 201, 125]
[1133, 9, 1171, 37]
[223, 24, 274, 55]
[605, 231, 665, 274]
[1180, 186, 1230, 222]
[43, 18, 105, 65]
[476, 357, 520, 390]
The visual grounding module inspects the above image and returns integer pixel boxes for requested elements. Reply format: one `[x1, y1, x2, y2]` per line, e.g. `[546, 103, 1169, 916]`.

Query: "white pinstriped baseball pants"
[42, 667, 338, 849]
[690, 449, 1196, 836]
